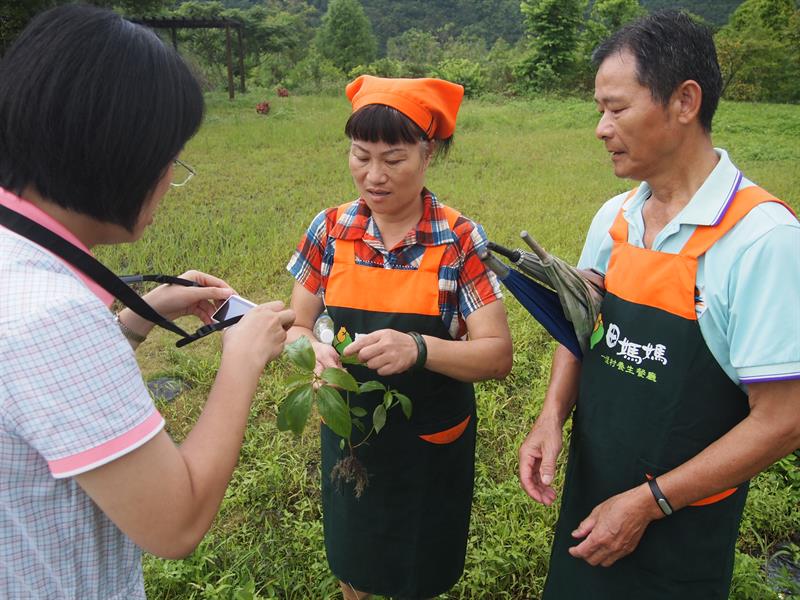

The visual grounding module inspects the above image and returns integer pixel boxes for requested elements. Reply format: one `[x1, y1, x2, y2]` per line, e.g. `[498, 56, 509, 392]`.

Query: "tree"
[574, 0, 646, 90]
[386, 28, 441, 77]
[715, 0, 800, 102]
[515, 0, 586, 92]
[315, 0, 377, 73]
[0, 0, 167, 54]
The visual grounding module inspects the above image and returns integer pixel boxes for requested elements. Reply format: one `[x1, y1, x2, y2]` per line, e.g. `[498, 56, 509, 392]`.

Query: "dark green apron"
[321, 204, 476, 598]
[544, 186, 778, 599]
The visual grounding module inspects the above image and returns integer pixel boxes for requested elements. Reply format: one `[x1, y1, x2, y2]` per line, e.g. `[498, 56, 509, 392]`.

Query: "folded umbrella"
[482, 231, 605, 358]
[479, 248, 583, 359]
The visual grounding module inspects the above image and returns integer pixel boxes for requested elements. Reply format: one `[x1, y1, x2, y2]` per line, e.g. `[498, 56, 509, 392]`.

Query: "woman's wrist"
[117, 308, 154, 343]
[407, 331, 427, 371]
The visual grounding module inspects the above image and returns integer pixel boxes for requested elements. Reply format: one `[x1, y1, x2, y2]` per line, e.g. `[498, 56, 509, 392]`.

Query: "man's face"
[594, 50, 677, 182]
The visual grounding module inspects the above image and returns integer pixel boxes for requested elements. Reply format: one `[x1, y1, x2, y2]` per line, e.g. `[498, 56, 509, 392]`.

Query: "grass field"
[97, 92, 800, 599]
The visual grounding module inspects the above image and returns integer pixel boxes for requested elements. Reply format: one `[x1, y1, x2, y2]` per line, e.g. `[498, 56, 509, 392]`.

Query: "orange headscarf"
[345, 75, 464, 139]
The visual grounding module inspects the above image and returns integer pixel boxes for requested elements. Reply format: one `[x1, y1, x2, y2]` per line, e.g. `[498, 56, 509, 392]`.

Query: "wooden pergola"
[131, 17, 246, 100]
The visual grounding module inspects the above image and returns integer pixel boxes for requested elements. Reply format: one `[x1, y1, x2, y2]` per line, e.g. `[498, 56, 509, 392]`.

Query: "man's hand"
[342, 329, 418, 375]
[519, 413, 564, 506]
[568, 483, 662, 566]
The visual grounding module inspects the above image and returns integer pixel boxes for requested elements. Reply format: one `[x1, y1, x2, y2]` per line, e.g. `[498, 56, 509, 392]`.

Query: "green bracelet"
[407, 331, 427, 371]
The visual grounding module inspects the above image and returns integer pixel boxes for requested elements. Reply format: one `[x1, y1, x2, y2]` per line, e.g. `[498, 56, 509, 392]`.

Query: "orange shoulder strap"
[608, 188, 639, 243]
[681, 186, 791, 258]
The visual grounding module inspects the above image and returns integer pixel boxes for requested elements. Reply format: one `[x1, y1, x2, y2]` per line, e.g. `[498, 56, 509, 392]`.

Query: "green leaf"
[352, 417, 365, 433]
[383, 390, 393, 409]
[358, 380, 385, 394]
[317, 385, 352, 439]
[277, 383, 314, 436]
[350, 406, 367, 417]
[339, 438, 345, 451]
[341, 353, 361, 365]
[276, 407, 289, 431]
[373, 403, 387, 434]
[321, 367, 358, 392]
[285, 372, 313, 393]
[395, 392, 412, 419]
[284, 336, 316, 372]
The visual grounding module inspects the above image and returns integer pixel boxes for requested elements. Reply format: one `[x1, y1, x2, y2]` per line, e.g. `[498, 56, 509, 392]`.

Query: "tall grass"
[96, 91, 800, 599]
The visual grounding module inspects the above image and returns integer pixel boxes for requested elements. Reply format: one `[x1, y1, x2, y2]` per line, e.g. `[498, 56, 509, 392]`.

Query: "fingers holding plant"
[279, 336, 413, 497]
[342, 329, 419, 375]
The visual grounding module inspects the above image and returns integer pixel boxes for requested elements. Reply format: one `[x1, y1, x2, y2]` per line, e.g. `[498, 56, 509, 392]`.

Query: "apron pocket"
[635, 458, 745, 584]
[416, 410, 474, 445]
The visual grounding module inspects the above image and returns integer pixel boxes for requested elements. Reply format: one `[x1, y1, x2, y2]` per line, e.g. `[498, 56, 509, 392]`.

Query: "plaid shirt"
[1, 189, 159, 599]
[287, 190, 501, 339]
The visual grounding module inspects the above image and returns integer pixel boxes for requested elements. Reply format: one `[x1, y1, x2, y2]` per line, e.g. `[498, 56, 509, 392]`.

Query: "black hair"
[0, 4, 204, 231]
[592, 9, 722, 132]
[344, 104, 453, 158]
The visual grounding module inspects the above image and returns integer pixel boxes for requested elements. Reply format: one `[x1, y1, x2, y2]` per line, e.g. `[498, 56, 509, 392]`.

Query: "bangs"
[344, 104, 427, 145]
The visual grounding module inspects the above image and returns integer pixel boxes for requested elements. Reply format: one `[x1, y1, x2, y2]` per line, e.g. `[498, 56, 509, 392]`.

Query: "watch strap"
[648, 477, 674, 516]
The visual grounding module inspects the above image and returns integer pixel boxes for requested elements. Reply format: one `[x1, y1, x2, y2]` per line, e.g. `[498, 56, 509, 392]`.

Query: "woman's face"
[348, 139, 431, 218]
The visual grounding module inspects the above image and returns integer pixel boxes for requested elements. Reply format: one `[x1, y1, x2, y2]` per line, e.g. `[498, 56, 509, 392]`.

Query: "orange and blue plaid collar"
[328, 189, 457, 248]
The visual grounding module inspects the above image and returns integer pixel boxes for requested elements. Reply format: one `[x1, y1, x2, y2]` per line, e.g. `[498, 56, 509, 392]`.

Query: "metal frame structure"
[131, 17, 245, 100]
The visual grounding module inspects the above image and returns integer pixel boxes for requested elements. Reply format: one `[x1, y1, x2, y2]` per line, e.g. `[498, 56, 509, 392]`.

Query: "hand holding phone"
[211, 295, 257, 323]
[221, 300, 296, 373]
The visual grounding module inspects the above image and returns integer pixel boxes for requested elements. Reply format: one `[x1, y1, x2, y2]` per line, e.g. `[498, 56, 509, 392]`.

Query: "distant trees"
[315, 0, 376, 73]
[715, 0, 800, 102]
[386, 29, 442, 77]
[514, 0, 645, 93]
[0, 0, 167, 53]
[7, 0, 798, 104]
[516, 0, 584, 92]
[574, 0, 647, 89]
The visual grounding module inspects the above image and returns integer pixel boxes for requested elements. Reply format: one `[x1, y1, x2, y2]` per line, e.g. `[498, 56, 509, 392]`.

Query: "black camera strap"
[0, 204, 241, 346]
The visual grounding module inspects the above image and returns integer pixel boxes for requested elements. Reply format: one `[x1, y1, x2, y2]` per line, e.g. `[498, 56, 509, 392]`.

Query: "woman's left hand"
[142, 270, 235, 324]
[342, 329, 419, 376]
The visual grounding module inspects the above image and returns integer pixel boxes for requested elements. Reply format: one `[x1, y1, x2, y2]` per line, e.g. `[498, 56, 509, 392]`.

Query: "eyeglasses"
[171, 158, 196, 187]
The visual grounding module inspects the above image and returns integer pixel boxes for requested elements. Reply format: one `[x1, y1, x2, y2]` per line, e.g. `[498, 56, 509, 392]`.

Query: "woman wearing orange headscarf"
[286, 76, 512, 599]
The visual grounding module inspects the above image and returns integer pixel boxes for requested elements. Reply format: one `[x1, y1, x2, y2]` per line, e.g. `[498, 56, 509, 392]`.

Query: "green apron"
[544, 185, 779, 599]
[321, 204, 476, 598]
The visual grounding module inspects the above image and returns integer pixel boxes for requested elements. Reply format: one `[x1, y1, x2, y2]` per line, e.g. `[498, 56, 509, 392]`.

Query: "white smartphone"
[211, 294, 256, 323]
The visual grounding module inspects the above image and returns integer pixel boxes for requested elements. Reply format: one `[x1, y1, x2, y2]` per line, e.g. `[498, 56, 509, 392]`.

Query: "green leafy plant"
[277, 336, 412, 497]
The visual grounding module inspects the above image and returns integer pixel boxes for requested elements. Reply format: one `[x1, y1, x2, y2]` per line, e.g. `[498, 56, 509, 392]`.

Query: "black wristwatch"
[648, 478, 674, 516]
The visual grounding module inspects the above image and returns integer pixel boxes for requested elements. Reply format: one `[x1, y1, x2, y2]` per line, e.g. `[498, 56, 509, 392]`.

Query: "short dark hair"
[345, 104, 453, 157]
[0, 4, 204, 231]
[592, 9, 722, 132]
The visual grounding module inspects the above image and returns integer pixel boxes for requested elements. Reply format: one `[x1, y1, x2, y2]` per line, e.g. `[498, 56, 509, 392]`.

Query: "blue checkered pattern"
[0, 228, 160, 599]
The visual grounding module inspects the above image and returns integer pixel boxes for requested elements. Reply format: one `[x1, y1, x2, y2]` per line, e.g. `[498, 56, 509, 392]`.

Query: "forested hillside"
[640, 0, 743, 24]
[3, 0, 795, 103]
[222, 0, 741, 49]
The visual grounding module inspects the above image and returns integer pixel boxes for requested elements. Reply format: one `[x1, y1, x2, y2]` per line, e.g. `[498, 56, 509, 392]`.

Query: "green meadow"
[97, 92, 800, 599]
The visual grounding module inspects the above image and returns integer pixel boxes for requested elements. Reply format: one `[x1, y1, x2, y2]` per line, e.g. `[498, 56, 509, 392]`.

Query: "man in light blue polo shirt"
[578, 148, 799, 387]
[518, 10, 800, 599]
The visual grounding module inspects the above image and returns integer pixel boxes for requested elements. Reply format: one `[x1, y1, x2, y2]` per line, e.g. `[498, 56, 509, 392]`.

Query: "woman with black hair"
[0, 5, 294, 598]
[286, 76, 513, 599]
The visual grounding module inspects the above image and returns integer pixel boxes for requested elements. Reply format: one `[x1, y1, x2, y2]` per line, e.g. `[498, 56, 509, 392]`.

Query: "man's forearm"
[541, 344, 582, 424]
[655, 379, 800, 511]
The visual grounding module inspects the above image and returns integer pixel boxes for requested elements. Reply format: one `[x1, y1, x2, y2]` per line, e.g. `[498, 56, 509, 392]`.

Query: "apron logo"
[334, 326, 363, 365]
[604, 322, 668, 366]
[590, 314, 605, 350]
